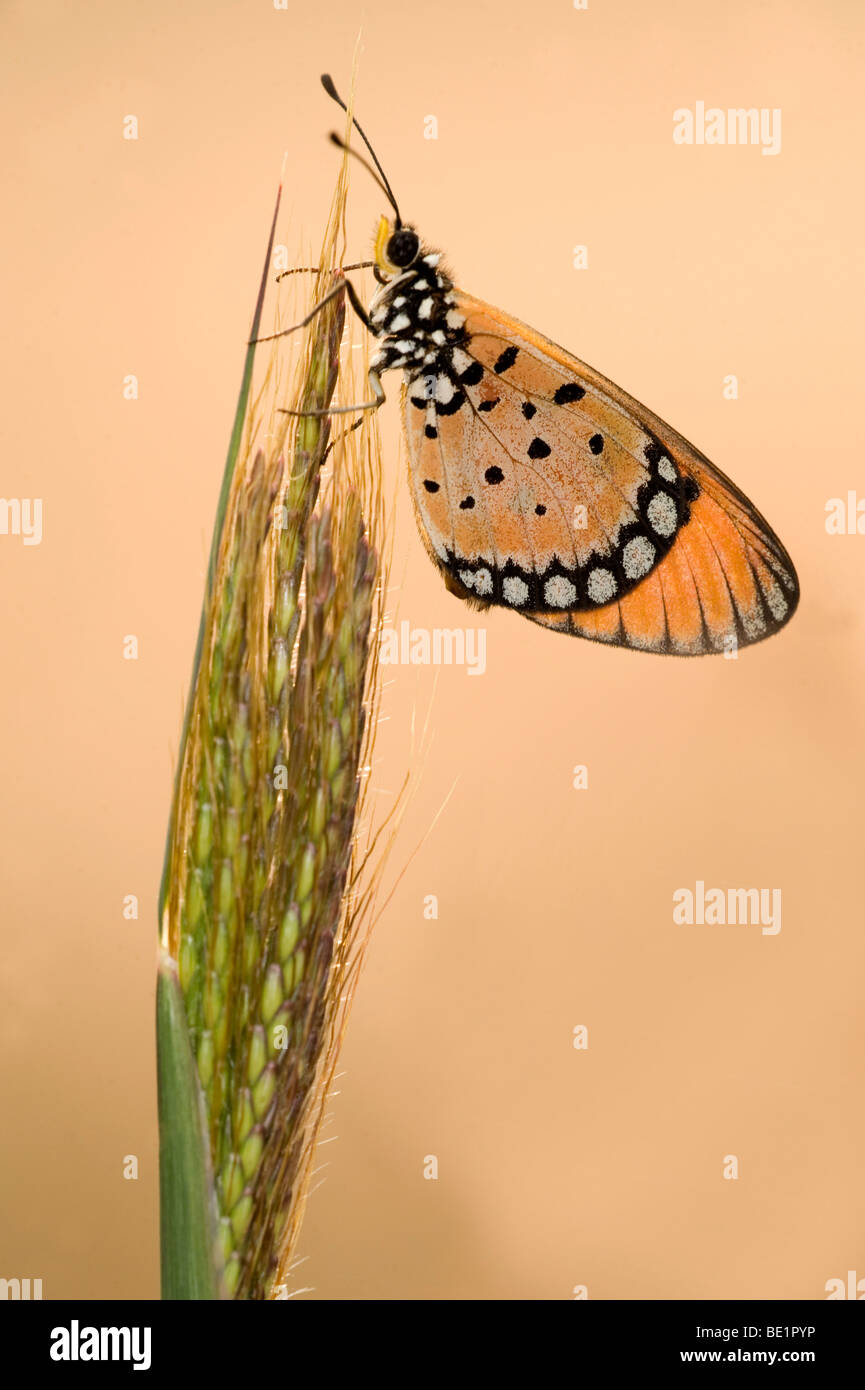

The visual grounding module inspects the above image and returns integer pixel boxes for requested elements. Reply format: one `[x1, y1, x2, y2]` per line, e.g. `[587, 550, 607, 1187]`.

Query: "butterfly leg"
[280, 367, 385, 420]
[251, 277, 376, 345]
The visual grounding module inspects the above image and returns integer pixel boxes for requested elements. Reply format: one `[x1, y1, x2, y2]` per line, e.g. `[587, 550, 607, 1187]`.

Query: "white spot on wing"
[503, 576, 529, 606]
[544, 575, 577, 607]
[622, 535, 656, 580]
[586, 568, 617, 604]
[647, 492, 678, 538]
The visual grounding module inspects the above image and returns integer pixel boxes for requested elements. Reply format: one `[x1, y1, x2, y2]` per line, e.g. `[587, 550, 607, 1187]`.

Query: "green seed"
[230, 1195, 253, 1241]
[269, 638, 290, 704]
[221, 1154, 244, 1210]
[278, 905, 301, 962]
[197, 1031, 215, 1089]
[216, 861, 233, 919]
[309, 785, 327, 839]
[274, 574, 297, 635]
[186, 870, 205, 930]
[217, 1217, 234, 1264]
[240, 1131, 264, 1179]
[178, 932, 197, 992]
[260, 964, 283, 1024]
[203, 972, 223, 1029]
[222, 1255, 241, 1297]
[246, 1026, 267, 1085]
[194, 804, 213, 865]
[252, 1065, 277, 1120]
[296, 844, 316, 903]
[234, 1089, 255, 1146]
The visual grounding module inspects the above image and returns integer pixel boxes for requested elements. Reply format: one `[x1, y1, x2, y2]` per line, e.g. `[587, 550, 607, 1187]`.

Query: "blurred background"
[1, 0, 862, 1299]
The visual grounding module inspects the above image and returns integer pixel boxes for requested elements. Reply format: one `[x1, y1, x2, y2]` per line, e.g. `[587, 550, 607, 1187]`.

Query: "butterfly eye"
[386, 228, 420, 268]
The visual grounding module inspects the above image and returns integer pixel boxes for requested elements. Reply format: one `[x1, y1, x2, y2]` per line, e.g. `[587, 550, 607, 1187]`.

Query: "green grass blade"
[157, 950, 223, 1299]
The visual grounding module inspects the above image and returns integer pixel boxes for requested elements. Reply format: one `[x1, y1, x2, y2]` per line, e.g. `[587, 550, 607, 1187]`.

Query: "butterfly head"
[374, 216, 421, 278]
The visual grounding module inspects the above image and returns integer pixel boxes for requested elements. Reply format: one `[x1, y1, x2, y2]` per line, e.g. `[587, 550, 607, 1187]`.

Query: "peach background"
[1, 0, 863, 1299]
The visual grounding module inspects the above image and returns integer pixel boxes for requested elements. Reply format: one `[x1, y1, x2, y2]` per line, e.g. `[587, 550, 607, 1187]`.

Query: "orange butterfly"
[290, 77, 800, 656]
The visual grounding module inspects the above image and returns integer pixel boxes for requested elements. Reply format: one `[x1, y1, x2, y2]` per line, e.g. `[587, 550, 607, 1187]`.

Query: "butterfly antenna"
[321, 73, 403, 226]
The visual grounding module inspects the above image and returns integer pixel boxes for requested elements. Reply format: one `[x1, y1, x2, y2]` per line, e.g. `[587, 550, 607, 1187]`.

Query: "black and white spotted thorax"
[368, 248, 467, 389]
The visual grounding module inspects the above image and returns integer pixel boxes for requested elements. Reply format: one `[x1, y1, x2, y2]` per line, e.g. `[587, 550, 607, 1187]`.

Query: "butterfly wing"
[403, 290, 799, 655]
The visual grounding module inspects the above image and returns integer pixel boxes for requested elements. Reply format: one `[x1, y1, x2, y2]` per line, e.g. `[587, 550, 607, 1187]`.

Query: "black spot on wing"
[493, 346, 519, 374]
[528, 437, 551, 460]
[554, 382, 585, 404]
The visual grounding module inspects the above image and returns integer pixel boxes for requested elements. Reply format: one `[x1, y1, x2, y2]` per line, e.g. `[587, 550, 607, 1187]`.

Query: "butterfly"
[280, 76, 800, 656]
